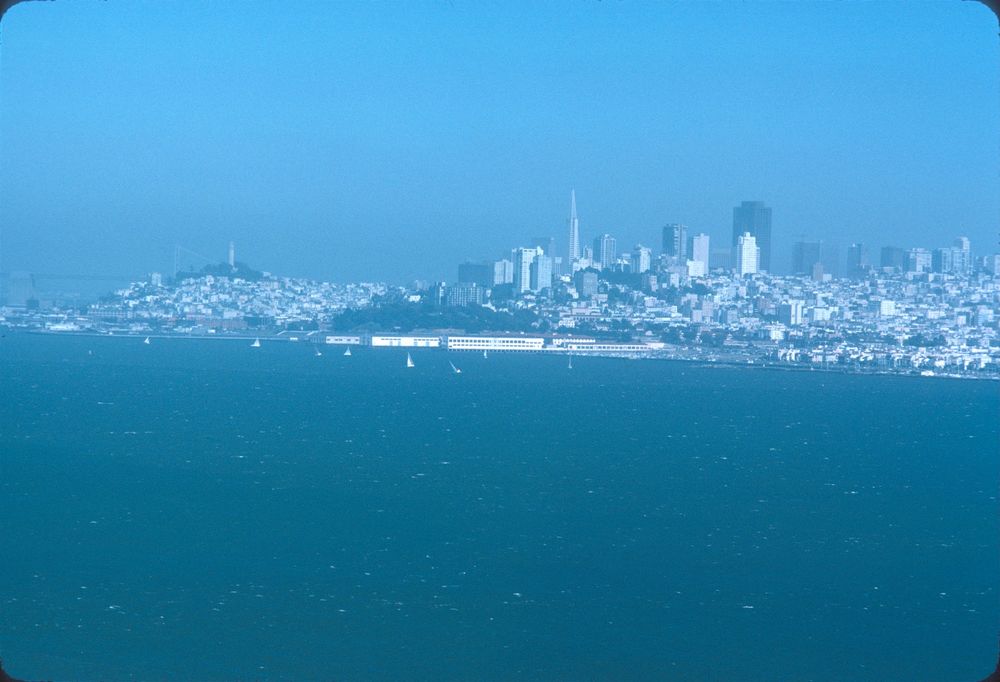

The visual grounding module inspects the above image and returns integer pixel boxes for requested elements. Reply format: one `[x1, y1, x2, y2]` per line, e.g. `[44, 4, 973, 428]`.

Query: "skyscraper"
[662, 224, 687, 258]
[732, 201, 772, 272]
[493, 258, 513, 285]
[880, 246, 907, 271]
[593, 234, 616, 269]
[907, 248, 932, 273]
[512, 247, 542, 293]
[690, 233, 710, 271]
[953, 236, 971, 276]
[632, 244, 652, 274]
[458, 261, 493, 287]
[932, 248, 955, 274]
[567, 189, 580, 265]
[792, 241, 823, 275]
[735, 232, 760, 276]
[792, 240, 839, 277]
[531, 237, 555, 256]
[530, 255, 553, 292]
[846, 243, 869, 278]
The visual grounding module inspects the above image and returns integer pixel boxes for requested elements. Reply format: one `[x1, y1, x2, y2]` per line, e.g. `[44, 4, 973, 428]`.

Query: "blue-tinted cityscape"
[3, 4, 999, 680]
[3, 192, 998, 378]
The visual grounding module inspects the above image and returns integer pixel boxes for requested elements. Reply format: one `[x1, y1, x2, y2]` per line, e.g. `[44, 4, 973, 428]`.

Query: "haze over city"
[0, 1, 997, 285]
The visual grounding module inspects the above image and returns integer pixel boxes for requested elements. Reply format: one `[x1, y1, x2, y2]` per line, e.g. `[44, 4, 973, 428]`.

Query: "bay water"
[1, 334, 997, 681]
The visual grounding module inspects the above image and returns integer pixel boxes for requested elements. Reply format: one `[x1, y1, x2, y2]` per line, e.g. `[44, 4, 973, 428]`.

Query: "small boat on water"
[251, 338, 261, 348]
[143, 337, 151, 345]
[568, 354, 573, 370]
[344, 346, 352, 357]
[483, 349, 488, 359]
[406, 352, 415, 368]
[450, 361, 462, 374]
[314, 347, 323, 357]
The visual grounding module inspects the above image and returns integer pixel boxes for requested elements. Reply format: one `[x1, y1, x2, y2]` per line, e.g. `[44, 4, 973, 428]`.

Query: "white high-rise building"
[907, 248, 932, 273]
[567, 189, 580, 265]
[690, 233, 710, 271]
[735, 232, 760, 276]
[512, 247, 543, 293]
[493, 258, 514, 285]
[632, 244, 652, 274]
[593, 234, 616, 270]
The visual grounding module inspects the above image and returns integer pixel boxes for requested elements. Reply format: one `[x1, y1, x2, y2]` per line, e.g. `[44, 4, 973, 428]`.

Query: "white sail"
[483, 349, 488, 359]
[251, 338, 261, 348]
[406, 352, 415, 368]
[568, 354, 573, 369]
[450, 361, 462, 374]
[143, 337, 151, 345]
[344, 347, 352, 356]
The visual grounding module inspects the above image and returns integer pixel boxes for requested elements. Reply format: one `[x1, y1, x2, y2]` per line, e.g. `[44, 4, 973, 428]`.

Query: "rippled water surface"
[1, 333, 997, 681]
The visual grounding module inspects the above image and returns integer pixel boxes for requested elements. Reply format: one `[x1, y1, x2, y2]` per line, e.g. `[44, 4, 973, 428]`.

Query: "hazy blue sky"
[0, 0, 997, 283]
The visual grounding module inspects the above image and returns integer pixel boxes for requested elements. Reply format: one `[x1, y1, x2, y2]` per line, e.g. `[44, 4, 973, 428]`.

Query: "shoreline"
[8, 328, 998, 382]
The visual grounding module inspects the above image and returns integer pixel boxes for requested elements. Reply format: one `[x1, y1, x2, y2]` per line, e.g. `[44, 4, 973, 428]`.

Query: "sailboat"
[143, 337, 151, 345]
[406, 352, 415, 368]
[251, 338, 261, 348]
[449, 361, 462, 374]
[343, 346, 352, 357]
[567, 354, 573, 370]
[314, 347, 323, 357]
[483, 349, 488, 359]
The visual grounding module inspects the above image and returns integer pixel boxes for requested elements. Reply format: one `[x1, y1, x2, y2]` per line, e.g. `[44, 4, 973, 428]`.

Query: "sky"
[0, 0, 997, 285]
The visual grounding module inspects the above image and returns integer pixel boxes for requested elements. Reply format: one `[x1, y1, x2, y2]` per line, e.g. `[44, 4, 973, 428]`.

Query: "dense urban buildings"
[3, 192, 998, 379]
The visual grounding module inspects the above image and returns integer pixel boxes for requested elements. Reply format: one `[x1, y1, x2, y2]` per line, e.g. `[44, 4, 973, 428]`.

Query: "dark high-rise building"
[880, 246, 907, 271]
[732, 201, 772, 272]
[792, 241, 823, 275]
[792, 241, 839, 277]
[846, 243, 869, 278]
[932, 248, 954, 274]
[531, 237, 555, 256]
[662, 223, 687, 258]
[457, 261, 493, 287]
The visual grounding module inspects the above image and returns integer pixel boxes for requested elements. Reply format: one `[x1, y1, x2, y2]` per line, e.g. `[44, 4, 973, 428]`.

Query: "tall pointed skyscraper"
[567, 189, 580, 264]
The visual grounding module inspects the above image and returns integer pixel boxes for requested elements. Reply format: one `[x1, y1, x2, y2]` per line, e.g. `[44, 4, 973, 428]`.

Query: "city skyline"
[0, 2, 996, 284]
